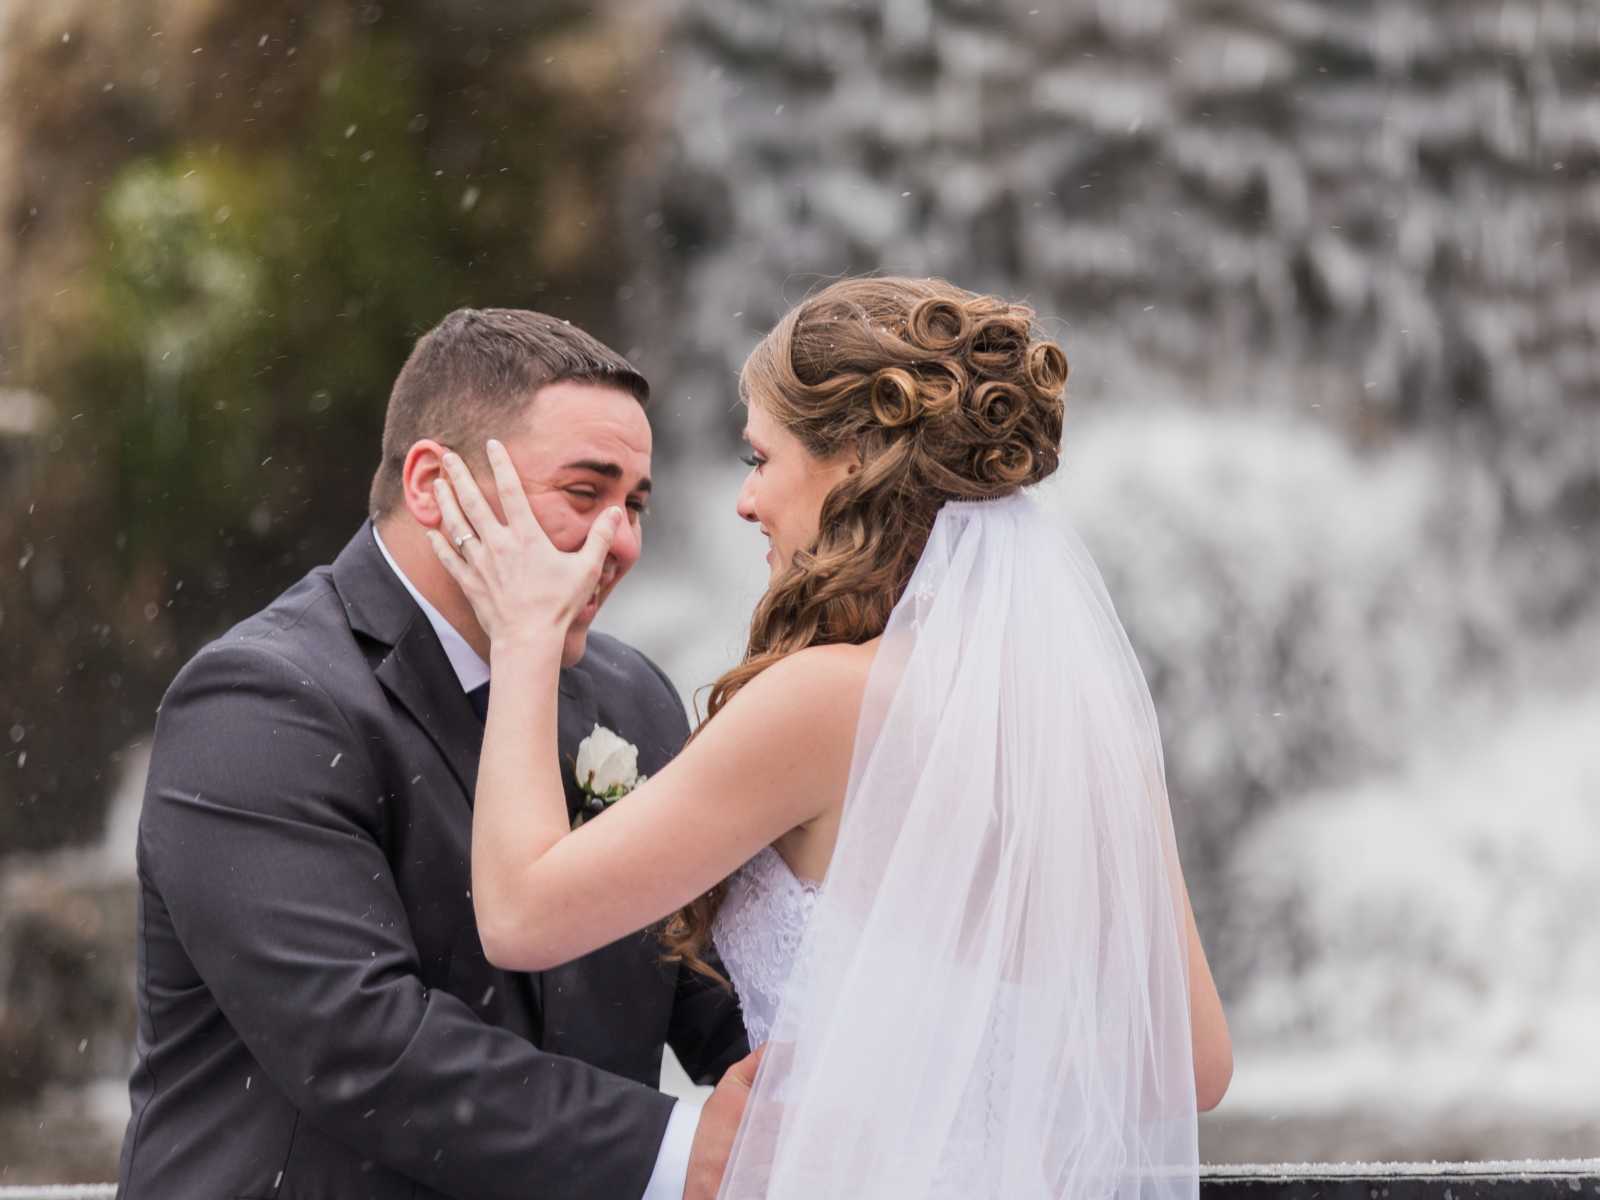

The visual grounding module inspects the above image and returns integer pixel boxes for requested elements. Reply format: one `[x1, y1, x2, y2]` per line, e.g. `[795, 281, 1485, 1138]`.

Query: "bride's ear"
[400, 440, 452, 528]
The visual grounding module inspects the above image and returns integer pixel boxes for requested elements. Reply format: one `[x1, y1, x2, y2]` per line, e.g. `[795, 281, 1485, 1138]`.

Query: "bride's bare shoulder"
[727, 640, 878, 723]
[776, 639, 879, 689]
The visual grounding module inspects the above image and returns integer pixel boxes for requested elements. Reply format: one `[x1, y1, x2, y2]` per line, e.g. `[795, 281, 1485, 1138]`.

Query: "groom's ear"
[399, 440, 452, 529]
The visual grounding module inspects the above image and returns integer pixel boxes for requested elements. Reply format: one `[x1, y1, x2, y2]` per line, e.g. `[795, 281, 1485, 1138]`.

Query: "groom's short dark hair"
[369, 307, 649, 516]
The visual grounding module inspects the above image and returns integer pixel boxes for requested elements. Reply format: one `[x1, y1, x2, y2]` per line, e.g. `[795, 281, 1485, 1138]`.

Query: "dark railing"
[1202, 1161, 1600, 1199]
[2, 1162, 1596, 1199]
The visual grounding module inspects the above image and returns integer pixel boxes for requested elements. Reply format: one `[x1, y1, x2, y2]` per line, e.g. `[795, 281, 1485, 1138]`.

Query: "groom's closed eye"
[558, 459, 652, 518]
[565, 486, 649, 517]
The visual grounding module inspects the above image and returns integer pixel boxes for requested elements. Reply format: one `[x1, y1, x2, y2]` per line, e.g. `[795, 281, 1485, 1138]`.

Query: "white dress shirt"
[372, 526, 701, 1200]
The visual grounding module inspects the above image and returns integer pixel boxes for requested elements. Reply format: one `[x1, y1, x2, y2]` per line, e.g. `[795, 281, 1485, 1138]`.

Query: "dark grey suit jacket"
[117, 522, 747, 1200]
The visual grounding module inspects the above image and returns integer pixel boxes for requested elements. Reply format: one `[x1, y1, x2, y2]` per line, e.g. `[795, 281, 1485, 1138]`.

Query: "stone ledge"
[1202, 1161, 1600, 1199]
[2, 1163, 1596, 1200]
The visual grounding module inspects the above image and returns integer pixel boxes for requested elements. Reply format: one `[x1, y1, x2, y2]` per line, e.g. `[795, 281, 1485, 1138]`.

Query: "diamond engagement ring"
[453, 532, 477, 550]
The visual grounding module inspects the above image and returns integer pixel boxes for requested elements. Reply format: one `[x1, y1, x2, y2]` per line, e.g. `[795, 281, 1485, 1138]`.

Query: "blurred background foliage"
[1, 0, 657, 853]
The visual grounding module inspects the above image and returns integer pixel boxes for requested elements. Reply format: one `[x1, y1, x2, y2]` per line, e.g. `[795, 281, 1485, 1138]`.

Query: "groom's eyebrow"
[561, 458, 653, 495]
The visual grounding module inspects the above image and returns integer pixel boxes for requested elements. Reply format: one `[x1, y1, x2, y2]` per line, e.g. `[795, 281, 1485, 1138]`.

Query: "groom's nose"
[606, 510, 642, 570]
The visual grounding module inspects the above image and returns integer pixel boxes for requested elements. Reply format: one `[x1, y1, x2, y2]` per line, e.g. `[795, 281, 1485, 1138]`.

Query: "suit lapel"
[334, 519, 609, 816]
[375, 627, 484, 803]
[333, 523, 549, 1036]
[332, 522, 482, 804]
[556, 665, 601, 822]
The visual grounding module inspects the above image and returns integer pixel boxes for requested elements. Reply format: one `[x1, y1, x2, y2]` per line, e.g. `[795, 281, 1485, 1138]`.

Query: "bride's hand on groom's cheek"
[426, 440, 622, 650]
[685, 1044, 767, 1200]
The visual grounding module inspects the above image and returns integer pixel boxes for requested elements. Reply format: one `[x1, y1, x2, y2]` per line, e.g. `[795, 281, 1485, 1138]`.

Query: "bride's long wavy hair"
[660, 276, 1069, 979]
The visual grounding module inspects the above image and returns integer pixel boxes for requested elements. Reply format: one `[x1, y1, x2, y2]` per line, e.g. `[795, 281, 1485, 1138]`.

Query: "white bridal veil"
[720, 493, 1199, 1200]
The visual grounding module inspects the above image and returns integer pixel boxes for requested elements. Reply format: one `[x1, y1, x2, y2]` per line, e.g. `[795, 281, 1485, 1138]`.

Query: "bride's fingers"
[725, 1042, 768, 1089]
[425, 528, 473, 590]
[432, 477, 480, 560]
[575, 507, 625, 584]
[485, 439, 540, 538]
[440, 452, 503, 543]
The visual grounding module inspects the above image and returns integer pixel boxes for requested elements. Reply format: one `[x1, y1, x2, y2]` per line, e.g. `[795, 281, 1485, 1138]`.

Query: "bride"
[428, 276, 1232, 1198]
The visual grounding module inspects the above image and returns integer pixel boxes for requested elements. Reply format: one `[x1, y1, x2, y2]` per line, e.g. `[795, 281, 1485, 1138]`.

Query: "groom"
[118, 309, 753, 1199]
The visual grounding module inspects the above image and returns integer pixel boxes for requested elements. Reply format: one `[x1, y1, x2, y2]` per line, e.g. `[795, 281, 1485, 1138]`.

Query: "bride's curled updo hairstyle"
[662, 275, 1068, 977]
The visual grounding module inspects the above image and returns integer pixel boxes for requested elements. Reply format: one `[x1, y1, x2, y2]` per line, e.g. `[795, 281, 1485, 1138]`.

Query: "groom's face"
[486, 381, 653, 666]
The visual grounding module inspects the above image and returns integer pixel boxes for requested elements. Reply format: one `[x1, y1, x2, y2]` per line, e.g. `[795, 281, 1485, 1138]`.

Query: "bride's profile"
[429, 275, 1232, 1198]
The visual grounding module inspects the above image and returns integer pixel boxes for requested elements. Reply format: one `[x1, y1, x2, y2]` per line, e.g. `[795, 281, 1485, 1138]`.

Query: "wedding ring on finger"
[453, 532, 478, 551]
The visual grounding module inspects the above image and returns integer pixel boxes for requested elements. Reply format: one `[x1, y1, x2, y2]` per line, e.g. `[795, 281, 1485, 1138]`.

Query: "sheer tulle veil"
[718, 492, 1199, 1199]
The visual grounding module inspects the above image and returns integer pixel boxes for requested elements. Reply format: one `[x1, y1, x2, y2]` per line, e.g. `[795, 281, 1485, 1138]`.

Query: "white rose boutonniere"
[572, 723, 647, 827]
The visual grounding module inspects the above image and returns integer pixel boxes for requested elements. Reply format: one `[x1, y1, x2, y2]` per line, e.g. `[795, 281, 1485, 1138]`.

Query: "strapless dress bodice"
[710, 845, 821, 1047]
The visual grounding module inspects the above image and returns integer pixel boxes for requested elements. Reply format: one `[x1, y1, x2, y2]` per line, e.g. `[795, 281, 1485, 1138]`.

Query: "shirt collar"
[371, 526, 490, 693]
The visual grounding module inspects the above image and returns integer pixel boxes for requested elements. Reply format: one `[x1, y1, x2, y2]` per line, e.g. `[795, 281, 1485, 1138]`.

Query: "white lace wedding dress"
[712, 845, 819, 1048]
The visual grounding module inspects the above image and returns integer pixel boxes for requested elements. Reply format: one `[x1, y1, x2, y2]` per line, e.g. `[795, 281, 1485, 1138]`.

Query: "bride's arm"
[475, 640, 855, 971]
[1177, 871, 1233, 1111]
[429, 444, 860, 972]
